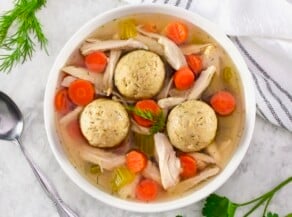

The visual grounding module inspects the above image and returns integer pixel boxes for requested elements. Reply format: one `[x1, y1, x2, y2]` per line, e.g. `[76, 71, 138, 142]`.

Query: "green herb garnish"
[0, 0, 48, 72]
[126, 106, 165, 134]
[202, 177, 292, 217]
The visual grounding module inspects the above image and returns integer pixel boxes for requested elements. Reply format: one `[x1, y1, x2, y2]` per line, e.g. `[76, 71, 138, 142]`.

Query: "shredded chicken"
[205, 142, 221, 166]
[187, 65, 216, 100]
[156, 78, 173, 100]
[154, 133, 181, 189]
[180, 43, 213, 55]
[118, 175, 141, 199]
[169, 88, 191, 98]
[206, 140, 232, 167]
[202, 45, 221, 75]
[85, 38, 100, 43]
[142, 160, 161, 185]
[79, 144, 125, 171]
[135, 34, 164, 56]
[80, 38, 148, 55]
[190, 152, 216, 164]
[157, 97, 185, 109]
[111, 91, 136, 106]
[137, 26, 187, 70]
[167, 166, 220, 193]
[196, 160, 208, 171]
[189, 152, 216, 170]
[103, 50, 122, 96]
[61, 75, 77, 87]
[62, 66, 103, 85]
[59, 107, 83, 125]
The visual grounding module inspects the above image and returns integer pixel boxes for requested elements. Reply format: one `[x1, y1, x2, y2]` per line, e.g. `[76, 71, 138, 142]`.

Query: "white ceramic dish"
[44, 4, 256, 213]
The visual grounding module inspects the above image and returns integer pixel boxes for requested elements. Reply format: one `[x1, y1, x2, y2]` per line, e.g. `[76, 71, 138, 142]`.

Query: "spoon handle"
[15, 138, 79, 217]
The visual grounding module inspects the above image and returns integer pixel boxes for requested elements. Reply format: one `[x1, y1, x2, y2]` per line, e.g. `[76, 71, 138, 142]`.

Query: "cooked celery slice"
[222, 66, 233, 82]
[118, 19, 137, 39]
[112, 166, 135, 192]
[134, 133, 155, 157]
[90, 165, 101, 175]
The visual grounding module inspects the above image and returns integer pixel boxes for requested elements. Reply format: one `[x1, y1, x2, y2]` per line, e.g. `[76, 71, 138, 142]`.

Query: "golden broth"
[55, 13, 245, 201]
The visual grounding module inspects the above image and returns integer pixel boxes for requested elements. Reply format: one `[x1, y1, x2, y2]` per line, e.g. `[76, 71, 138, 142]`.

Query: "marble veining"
[0, 0, 292, 216]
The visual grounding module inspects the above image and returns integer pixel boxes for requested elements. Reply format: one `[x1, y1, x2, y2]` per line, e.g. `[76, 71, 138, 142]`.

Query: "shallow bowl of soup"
[44, 4, 256, 212]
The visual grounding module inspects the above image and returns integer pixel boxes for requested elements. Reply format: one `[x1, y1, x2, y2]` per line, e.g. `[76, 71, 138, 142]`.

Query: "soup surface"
[54, 13, 245, 202]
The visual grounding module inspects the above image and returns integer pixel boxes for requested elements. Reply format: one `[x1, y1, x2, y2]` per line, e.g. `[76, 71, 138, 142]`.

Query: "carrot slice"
[54, 89, 71, 113]
[179, 154, 197, 179]
[68, 79, 94, 106]
[136, 179, 159, 202]
[173, 67, 195, 90]
[210, 91, 236, 116]
[166, 21, 188, 45]
[133, 100, 161, 127]
[186, 54, 203, 77]
[85, 52, 107, 73]
[126, 150, 148, 173]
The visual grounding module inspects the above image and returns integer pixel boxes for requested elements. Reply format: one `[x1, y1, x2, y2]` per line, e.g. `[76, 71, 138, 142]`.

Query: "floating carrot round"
[85, 52, 107, 73]
[126, 150, 148, 173]
[54, 89, 70, 113]
[136, 179, 159, 202]
[210, 91, 236, 116]
[68, 79, 94, 106]
[173, 67, 195, 90]
[166, 21, 188, 45]
[179, 154, 197, 179]
[133, 100, 161, 127]
[186, 54, 203, 77]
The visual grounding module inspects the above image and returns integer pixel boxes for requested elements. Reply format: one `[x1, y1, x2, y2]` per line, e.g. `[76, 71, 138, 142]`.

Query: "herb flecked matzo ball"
[114, 50, 165, 99]
[167, 100, 217, 152]
[80, 99, 130, 147]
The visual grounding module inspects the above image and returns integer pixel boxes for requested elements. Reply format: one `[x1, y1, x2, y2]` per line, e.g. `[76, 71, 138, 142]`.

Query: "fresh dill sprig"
[126, 105, 165, 134]
[0, 0, 48, 72]
[149, 111, 165, 134]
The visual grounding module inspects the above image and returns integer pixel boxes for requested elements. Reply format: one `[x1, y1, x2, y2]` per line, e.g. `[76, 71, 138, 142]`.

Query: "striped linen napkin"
[124, 0, 292, 131]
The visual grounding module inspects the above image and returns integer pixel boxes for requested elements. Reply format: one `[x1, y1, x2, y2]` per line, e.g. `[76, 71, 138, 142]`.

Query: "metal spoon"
[0, 91, 79, 217]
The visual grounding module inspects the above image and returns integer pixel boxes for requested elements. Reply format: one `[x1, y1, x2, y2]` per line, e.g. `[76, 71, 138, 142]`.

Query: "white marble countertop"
[0, 0, 292, 216]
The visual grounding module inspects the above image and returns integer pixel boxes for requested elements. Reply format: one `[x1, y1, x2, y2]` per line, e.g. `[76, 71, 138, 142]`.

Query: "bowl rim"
[44, 3, 256, 213]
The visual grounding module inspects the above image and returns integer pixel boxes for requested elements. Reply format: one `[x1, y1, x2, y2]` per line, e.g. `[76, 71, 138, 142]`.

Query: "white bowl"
[44, 4, 256, 213]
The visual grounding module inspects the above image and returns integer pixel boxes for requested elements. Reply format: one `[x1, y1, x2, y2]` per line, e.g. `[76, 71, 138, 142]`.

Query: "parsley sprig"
[0, 0, 48, 72]
[126, 106, 165, 134]
[202, 177, 292, 217]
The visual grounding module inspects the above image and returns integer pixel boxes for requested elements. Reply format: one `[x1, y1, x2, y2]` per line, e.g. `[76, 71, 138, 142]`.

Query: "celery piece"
[112, 166, 135, 192]
[222, 66, 233, 82]
[90, 165, 101, 175]
[134, 133, 155, 157]
[118, 19, 137, 40]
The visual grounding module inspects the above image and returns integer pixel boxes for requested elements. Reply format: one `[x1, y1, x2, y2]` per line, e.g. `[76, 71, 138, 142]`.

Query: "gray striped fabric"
[125, 0, 292, 132]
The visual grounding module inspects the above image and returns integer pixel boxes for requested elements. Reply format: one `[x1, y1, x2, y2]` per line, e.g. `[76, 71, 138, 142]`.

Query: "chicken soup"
[54, 13, 244, 202]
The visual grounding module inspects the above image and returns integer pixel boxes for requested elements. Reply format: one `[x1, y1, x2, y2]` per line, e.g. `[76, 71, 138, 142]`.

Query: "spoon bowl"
[0, 91, 78, 217]
[0, 92, 23, 140]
